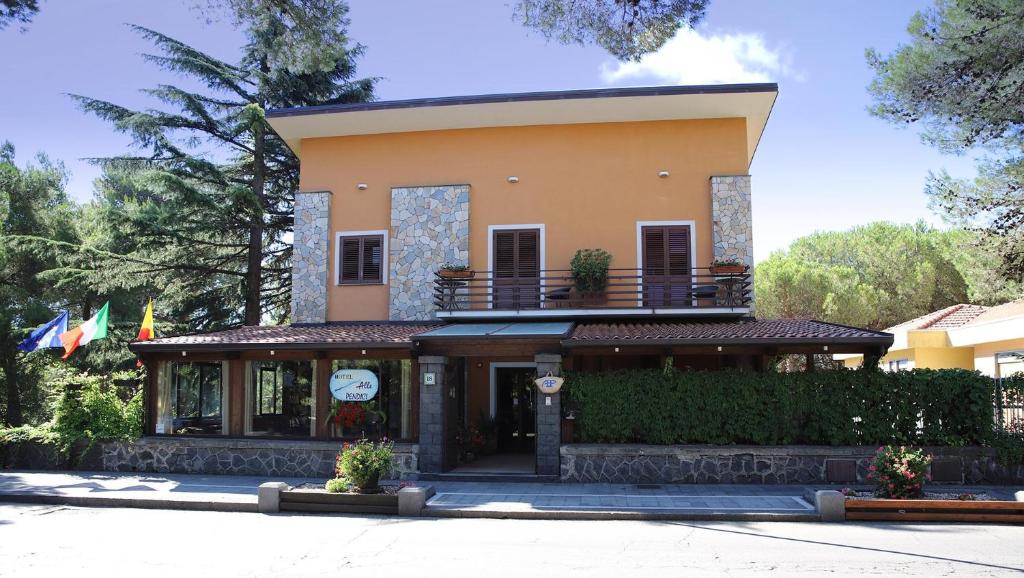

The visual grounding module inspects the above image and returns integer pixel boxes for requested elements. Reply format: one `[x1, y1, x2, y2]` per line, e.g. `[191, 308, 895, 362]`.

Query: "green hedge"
[566, 368, 1010, 447]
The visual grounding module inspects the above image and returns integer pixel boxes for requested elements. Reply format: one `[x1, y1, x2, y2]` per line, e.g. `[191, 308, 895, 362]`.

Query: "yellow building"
[839, 300, 1024, 378]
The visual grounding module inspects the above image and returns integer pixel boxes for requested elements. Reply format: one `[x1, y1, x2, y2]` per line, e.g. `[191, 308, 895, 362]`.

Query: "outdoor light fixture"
[614, 347, 620, 353]
[658, 170, 670, 178]
[181, 351, 187, 357]
[717, 346, 723, 352]
[361, 349, 367, 355]
[507, 176, 519, 184]
[270, 350, 275, 356]
[823, 345, 829, 352]
[357, 183, 368, 190]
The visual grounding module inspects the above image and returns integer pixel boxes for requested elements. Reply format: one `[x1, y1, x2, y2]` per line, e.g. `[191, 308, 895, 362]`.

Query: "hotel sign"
[329, 369, 379, 402]
[535, 373, 564, 394]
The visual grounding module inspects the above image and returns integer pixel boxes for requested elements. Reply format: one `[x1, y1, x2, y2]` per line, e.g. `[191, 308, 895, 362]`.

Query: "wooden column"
[228, 359, 246, 436]
[805, 354, 815, 372]
[315, 355, 332, 439]
[144, 359, 160, 436]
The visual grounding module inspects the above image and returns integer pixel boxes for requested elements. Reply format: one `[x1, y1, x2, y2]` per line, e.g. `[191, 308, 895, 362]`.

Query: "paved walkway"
[0, 470, 315, 512]
[2, 471, 1019, 521]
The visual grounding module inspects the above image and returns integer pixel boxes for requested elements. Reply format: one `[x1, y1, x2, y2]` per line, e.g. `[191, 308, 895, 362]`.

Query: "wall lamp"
[357, 183, 368, 190]
[507, 176, 519, 184]
[658, 170, 670, 178]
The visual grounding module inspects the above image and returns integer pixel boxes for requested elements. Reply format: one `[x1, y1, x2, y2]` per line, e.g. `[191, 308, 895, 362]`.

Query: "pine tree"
[69, 4, 374, 329]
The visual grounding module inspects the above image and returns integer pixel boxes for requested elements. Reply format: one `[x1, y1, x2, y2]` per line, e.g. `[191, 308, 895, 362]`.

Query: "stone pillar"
[291, 190, 331, 324]
[389, 185, 470, 320]
[711, 176, 753, 310]
[418, 356, 447, 474]
[534, 354, 562, 476]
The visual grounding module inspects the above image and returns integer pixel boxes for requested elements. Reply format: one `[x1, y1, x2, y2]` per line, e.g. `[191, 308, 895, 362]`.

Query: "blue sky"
[0, 0, 976, 262]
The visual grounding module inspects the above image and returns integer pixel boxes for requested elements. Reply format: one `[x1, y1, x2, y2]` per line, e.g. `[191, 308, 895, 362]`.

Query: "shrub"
[335, 439, 393, 491]
[566, 368, 997, 447]
[868, 445, 931, 499]
[570, 249, 613, 293]
[49, 367, 143, 459]
[325, 478, 348, 493]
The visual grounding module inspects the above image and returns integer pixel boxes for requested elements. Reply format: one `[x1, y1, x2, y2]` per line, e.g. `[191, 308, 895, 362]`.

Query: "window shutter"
[643, 227, 666, 276]
[666, 227, 690, 275]
[362, 236, 383, 283]
[340, 238, 362, 283]
[517, 230, 539, 278]
[494, 231, 516, 279]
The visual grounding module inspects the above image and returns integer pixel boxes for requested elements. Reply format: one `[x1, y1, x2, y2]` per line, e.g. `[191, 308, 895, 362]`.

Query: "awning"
[414, 322, 574, 340]
[130, 322, 439, 353]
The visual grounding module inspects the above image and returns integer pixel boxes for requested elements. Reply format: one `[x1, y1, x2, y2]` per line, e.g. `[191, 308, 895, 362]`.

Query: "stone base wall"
[101, 437, 418, 480]
[560, 444, 1024, 485]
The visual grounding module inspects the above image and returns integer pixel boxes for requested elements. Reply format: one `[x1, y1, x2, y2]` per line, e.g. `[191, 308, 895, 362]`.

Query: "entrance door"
[494, 367, 536, 454]
[642, 225, 692, 307]
[492, 229, 541, 310]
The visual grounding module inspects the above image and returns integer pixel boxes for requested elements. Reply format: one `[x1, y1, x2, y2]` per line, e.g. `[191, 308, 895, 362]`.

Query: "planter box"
[279, 489, 399, 515]
[438, 270, 474, 280]
[710, 265, 747, 275]
[845, 498, 1024, 523]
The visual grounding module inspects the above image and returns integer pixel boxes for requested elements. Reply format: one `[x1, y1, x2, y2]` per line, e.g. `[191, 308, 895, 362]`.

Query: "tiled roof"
[131, 322, 439, 352]
[887, 304, 989, 332]
[566, 319, 891, 344]
[963, 298, 1024, 326]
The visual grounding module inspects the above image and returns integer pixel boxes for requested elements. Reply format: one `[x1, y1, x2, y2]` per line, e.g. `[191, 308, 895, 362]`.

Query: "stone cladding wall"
[389, 185, 469, 320]
[291, 190, 331, 323]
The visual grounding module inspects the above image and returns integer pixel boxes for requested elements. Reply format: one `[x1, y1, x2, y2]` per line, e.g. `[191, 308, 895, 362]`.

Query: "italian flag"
[60, 302, 109, 360]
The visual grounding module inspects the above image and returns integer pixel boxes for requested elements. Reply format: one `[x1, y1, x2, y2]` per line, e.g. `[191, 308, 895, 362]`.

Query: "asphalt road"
[1, 503, 1022, 577]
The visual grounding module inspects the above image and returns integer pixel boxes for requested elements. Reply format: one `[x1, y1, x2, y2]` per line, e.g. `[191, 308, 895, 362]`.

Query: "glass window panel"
[327, 359, 412, 441]
[249, 361, 313, 437]
[168, 362, 223, 435]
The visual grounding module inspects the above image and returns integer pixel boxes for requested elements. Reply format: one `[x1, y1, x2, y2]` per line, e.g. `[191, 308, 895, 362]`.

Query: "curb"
[423, 507, 821, 522]
[0, 493, 257, 513]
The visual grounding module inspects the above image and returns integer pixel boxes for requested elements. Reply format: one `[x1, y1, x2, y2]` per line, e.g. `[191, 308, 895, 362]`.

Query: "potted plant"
[324, 401, 367, 438]
[709, 258, 748, 275]
[335, 438, 394, 494]
[437, 262, 474, 279]
[570, 249, 612, 306]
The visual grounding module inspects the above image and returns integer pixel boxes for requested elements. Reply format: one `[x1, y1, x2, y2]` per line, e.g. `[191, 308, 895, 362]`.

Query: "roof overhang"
[947, 314, 1024, 347]
[267, 83, 778, 167]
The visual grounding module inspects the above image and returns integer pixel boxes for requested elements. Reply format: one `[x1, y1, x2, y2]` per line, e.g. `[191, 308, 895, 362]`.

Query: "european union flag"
[17, 311, 69, 353]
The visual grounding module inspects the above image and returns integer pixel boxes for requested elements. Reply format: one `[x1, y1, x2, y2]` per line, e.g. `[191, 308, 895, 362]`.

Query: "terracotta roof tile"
[131, 322, 439, 352]
[567, 319, 891, 344]
[887, 304, 989, 332]
[963, 298, 1024, 326]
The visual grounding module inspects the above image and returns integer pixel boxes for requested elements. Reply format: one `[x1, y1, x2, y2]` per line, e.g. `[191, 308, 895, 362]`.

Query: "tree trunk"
[244, 115, 267, 327]
[3, 356, 23, 427]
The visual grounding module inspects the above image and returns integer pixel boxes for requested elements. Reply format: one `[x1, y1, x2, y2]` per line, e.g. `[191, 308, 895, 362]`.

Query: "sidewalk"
[2, 471, 1019, 521]
[0, 471, 317, 512]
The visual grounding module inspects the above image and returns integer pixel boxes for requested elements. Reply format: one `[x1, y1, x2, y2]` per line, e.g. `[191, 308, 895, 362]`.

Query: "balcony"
[433, 268, 751, 319]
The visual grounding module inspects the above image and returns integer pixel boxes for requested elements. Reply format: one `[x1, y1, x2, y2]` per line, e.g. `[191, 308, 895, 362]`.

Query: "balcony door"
[642, 225, 693, 307]
[492, 228, 540, 309]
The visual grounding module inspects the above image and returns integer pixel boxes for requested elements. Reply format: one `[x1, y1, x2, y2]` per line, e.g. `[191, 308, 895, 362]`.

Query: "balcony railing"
[433, 268, 751, 317]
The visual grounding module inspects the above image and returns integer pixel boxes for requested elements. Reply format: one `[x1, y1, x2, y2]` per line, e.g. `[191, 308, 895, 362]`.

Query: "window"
[491, 228, 541, 309]
[248, 360, 314, 437]
[996, 351, 1024, 378]
[326, 359, 413, 441]
[641, 224, 692, 307]
[337, 233, 384, 284]
[886, 359, 912, 372]
[162, 362, 224, 435]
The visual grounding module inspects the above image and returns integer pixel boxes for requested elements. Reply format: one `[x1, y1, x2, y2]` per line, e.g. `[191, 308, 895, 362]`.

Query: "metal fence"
[994, 377, 1024, 432]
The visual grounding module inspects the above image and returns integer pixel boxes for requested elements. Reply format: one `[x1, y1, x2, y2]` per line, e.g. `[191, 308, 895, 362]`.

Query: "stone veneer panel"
[560, 444, 1024, 485]
[291, 190, 331, 323]
[710, 176, 753, 268]
[389, 185, 469, 321]
[101, 437, 419, 480]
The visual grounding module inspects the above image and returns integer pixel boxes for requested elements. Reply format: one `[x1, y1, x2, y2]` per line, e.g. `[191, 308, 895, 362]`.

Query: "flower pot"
[710, 264, 747, 275]
[355, 471, 381, 494]
[438, 269, 475, 280]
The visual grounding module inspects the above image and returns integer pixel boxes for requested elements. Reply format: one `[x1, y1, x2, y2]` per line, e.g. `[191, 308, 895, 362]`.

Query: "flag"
[137, 299, 154, 341]
[135, 299, 155, 368]
[59, 302, 109, 360]
[17, 311, 69, 353]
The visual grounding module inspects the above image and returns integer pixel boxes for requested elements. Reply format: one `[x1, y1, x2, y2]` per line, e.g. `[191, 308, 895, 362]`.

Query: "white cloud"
[600, 27, 798, 85]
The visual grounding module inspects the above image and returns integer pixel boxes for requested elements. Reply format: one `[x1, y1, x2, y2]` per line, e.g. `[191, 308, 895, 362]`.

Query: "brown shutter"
[492, 229, 541, 309]
[339, 235, 384, 284]
[340, 237, 362, 283]
[642, 225, 691, 306]
[362, 236, 383, 283]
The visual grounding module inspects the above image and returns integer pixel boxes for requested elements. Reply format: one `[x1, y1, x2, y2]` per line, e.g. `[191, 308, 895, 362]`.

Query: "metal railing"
[433, 267, 752, 312]
[995, 377, 1024, 432]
